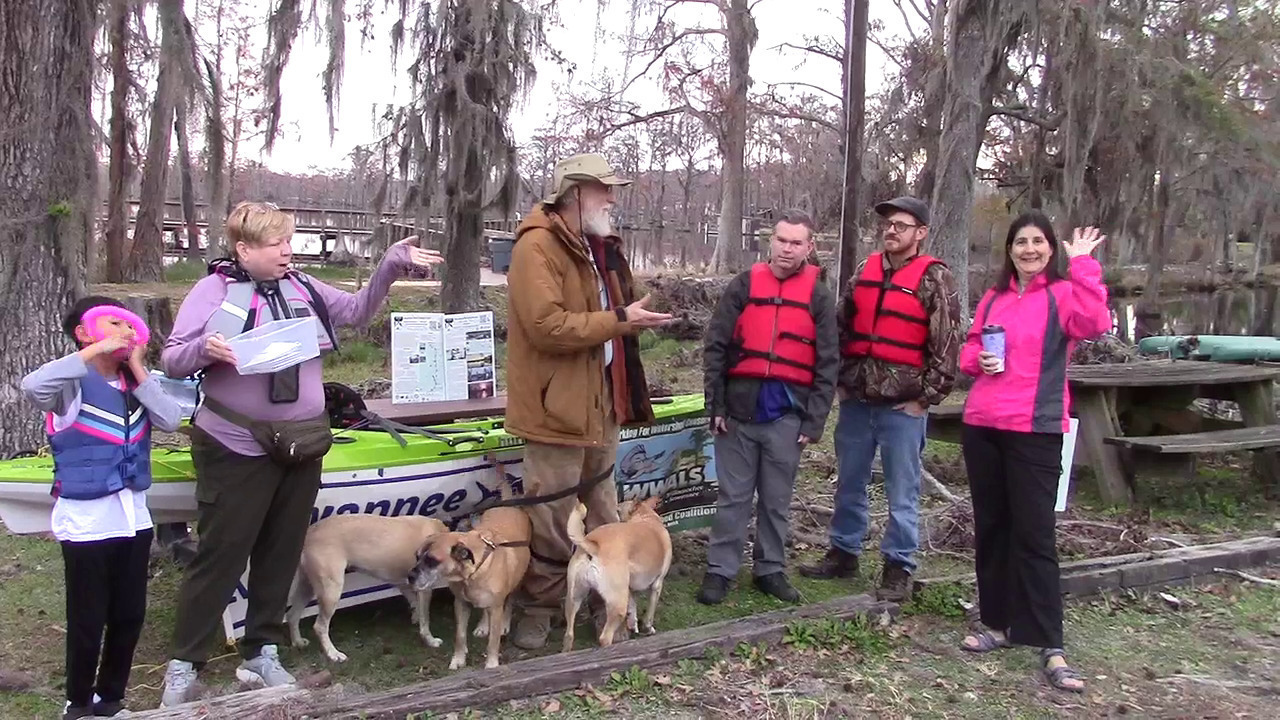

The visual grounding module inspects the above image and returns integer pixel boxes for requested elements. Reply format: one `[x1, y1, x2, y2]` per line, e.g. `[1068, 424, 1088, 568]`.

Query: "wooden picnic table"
[1067, 360, 1280, 506]
[925, 361, 1280, 506]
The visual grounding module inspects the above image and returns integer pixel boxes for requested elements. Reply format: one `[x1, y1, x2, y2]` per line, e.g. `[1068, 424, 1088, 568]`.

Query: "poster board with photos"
[390, 311, 496, 403]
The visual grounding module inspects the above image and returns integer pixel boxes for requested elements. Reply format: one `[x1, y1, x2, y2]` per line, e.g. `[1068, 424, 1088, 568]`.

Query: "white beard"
[583, 207, 613, 237]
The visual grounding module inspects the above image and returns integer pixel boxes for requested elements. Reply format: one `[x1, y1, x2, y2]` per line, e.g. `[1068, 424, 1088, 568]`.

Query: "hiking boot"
[511, 612, 552, 650]
[696, 573, 731, 605]
[235, 644, 295, 687]
[798, 547, 860, 579]
[160, 659, 198, 707]
[91, 699, 124, 717]
[753, 572, 800, 603]
[876, 562, 913, 603]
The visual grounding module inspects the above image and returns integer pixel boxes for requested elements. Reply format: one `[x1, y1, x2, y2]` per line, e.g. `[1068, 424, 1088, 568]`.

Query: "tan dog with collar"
[562, 494, 672, 650]
[286, 513, 448, 662]
[408, 464, 531, 670]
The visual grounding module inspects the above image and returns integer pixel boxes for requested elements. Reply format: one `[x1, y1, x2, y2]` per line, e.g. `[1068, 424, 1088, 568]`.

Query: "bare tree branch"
[606, 105, 690, 135]
[750, 100, 840, 132]
[990, 104, 1064, 131]
[620, 27, 725, 97]
[903, 0, 931, 27]
[893, 0, 920, 44]
[764, 81, 842, 103]
[773, 41, 842, 66]
[868, 34, 908, 70]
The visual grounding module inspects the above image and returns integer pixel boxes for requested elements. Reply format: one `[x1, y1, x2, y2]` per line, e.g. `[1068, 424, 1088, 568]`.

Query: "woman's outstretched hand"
[1064, 226, 1106, 259]
[396, 236, 445, 269]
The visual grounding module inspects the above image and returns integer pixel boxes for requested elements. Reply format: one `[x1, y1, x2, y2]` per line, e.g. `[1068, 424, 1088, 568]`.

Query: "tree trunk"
[929, 0, 1023, 318]
[104, 0, 131, 283]
[913, 0, 949, 200]
[709, 0, 755, 274]
[441, 143, 483, 313]
[1143, 166, 1173, 304]
[127, 0, 182, 282]
[0, 0, 98, 457]
[837, 0, 869, 292]
[175, 100, 201, 262]
[653, 165, 667, 270]
[205, 69, 228, 262]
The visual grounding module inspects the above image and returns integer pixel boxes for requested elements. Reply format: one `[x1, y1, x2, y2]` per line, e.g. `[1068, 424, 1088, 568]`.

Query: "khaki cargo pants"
[517, 411, 620, 618]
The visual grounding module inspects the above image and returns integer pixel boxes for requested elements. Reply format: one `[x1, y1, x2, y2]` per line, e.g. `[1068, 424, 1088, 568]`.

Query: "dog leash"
[479, 463, 616, 510]
[462, 536, 531, 581]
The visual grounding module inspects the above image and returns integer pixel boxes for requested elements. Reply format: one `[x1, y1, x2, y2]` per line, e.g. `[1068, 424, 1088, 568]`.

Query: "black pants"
[61, 528, 154, 707]
[961, 423, 1064, 649]
[171, 427, 322, 663]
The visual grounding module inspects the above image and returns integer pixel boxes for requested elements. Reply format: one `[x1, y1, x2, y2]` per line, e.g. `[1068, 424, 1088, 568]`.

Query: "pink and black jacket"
[960, 255, 1113, 434]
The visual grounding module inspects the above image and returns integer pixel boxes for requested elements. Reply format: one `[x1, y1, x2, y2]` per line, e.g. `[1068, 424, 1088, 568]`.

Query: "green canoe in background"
[1137, 335, 1280, 363]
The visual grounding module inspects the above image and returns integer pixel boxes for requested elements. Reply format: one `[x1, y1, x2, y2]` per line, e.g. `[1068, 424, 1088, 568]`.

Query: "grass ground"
[3, 275, 1280, 716]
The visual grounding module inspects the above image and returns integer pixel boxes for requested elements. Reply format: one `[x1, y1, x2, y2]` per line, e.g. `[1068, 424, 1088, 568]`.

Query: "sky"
[242, 0, 905, 175]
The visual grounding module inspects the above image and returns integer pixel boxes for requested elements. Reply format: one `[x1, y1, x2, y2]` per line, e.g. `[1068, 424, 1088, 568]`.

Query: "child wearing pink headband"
[20, 295, 184, 720]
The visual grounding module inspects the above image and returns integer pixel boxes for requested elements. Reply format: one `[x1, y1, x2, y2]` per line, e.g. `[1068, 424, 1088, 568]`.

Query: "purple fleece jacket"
[162, 244, 412, 456]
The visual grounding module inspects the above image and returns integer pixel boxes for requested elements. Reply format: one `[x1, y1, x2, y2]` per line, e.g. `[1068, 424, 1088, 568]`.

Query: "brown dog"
[287, 513, 448, 663]
[408, 472, 531, 670]
[562, 495, 673, 651]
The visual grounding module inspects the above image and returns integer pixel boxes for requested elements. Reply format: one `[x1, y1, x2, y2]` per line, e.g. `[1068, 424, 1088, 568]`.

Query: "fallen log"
[916, 535, 1280, 598]
[129, 593, 898, 720]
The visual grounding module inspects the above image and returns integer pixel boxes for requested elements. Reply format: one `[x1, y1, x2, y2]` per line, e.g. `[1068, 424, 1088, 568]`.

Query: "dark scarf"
[587, 234, 655, 426]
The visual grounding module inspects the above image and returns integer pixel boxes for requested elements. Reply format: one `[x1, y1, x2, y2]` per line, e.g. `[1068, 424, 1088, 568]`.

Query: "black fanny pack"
[201, 395, 333, 466]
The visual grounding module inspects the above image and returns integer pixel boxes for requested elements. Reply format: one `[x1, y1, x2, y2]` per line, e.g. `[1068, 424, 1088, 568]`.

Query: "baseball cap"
[874, 196, 930, 226]
[541, 153, 632, 205]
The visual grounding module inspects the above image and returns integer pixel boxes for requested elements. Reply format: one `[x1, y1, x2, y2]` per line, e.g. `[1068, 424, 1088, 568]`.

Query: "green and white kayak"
[1137, 335, 1280, 363]
[0, 393, 710, 535]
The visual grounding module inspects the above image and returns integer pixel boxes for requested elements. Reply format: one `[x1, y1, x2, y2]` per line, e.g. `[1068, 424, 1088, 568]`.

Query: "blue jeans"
[828, 399, 927, 572]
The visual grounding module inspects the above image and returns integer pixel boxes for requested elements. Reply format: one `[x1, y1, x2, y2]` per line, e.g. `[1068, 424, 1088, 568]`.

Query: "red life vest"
[728, 263, 820, 386]
[842, 252, 941, 368]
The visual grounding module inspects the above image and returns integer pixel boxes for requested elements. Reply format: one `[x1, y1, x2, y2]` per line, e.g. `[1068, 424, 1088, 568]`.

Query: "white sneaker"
[235, 644, 296, 687]
[160, 659, 197, 707]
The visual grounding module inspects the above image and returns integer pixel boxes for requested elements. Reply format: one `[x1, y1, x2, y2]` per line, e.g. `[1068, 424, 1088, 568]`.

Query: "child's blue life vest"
[47, 370, 153, 500]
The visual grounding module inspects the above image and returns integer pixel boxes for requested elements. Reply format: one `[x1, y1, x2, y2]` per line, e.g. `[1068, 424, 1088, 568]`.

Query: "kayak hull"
[1137, 334, 1280, 362]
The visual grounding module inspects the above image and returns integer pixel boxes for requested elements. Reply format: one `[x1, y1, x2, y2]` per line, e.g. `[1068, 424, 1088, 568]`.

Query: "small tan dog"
[286, 514, 448, 662]
[408, 473, 531, 670]
[562, 494, 673, 651]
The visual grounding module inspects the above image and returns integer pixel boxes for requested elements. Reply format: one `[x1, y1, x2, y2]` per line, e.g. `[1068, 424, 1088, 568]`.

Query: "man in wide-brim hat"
[504, 153, 672, 649]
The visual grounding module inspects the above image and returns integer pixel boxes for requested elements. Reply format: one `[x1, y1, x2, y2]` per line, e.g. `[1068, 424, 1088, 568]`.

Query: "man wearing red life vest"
[698, 210, 840, 605]
[800, 196, 962, 602]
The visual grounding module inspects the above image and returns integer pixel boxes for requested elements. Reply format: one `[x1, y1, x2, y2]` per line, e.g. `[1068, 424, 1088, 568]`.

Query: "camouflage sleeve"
[835, 259, 866, 351]
[921, 262, 962, 405]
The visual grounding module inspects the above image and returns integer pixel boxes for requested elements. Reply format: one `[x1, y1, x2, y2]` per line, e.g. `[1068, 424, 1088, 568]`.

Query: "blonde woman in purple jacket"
[957, 211, 1112, 693]
[158, 202, 442, 706]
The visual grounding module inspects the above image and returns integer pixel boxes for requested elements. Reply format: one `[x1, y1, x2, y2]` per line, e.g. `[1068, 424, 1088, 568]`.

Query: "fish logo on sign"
[619, 445, 665, 480]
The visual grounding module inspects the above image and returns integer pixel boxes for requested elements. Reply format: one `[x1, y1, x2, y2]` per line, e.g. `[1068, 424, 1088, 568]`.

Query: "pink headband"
[81, 305, 150, 347]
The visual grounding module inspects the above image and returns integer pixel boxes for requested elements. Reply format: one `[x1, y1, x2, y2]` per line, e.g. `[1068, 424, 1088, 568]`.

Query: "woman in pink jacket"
[957, 211, 1111, 693]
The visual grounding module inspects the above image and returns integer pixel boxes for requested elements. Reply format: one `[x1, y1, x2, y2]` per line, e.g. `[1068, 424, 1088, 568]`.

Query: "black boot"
[876, 562, 913, 602]
[798, 547, 860, 579]
[753, 572, 800, 603]
[696, 573, 731, 605]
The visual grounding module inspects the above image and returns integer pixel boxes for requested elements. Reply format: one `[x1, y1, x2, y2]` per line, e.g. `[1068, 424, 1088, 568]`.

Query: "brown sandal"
[1040, 648, 1085, 692]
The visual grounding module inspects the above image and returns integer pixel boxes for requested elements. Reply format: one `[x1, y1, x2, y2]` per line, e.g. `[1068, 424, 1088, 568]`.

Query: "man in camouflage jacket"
[799, 196, 962, 602]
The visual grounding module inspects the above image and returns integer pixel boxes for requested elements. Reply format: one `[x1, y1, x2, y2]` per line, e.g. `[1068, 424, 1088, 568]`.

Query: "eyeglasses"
[879, 219, 922, 233]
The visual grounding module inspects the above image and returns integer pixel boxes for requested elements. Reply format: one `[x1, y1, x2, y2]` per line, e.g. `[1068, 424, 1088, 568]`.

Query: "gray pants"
[706, 414, 803, 579]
